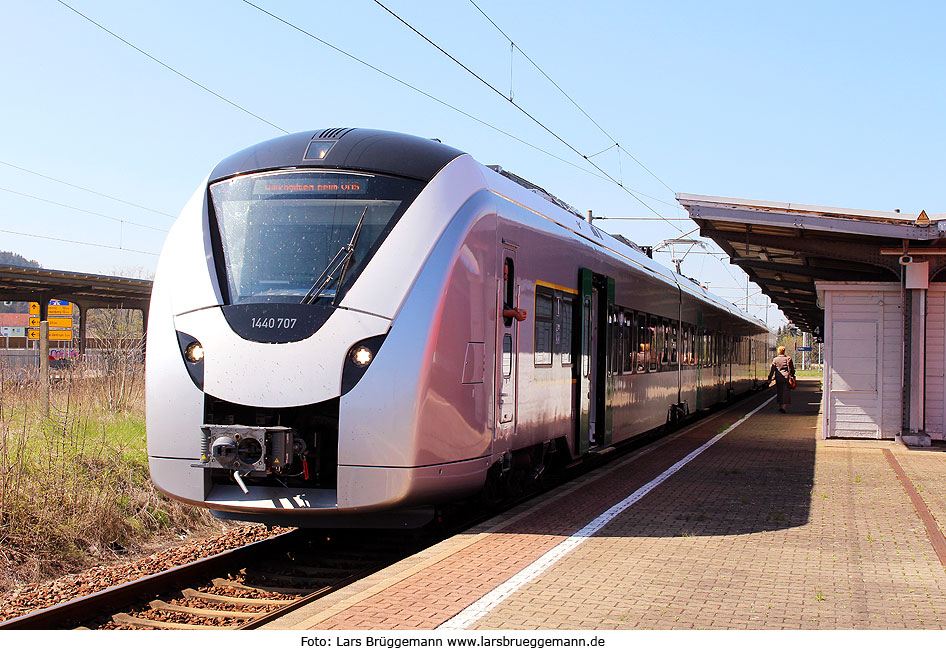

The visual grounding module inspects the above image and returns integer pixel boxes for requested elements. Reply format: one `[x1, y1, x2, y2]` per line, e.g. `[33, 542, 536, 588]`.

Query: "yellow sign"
[28, 317, 73, 328]
[28, 329, 73, 341]
[29, 301, 73, 316]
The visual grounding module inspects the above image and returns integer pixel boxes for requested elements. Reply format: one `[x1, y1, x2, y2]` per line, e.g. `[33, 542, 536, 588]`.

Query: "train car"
[146, 128, 773, 528]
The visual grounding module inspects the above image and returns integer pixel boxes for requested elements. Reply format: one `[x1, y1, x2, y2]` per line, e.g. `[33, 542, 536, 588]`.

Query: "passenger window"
[610, 309, 622, 375]
[561, 296, 573, 366]
[656, 319, 666, 369]
[582, 297, 592, 379]
[623, 313, 634, 373]
[671, 321, 678, 364]
[534, 288, 553, 366]
[503, 258, 515, 327]
[502, 334, 513, 378]
[648, 315, 658, 373]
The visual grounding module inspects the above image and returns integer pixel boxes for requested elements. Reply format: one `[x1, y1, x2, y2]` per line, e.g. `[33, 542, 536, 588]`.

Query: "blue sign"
[797, 346, 812, 351]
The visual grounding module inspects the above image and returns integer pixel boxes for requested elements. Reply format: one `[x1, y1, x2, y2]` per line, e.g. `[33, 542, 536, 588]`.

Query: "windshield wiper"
[300, 206, 369, 305]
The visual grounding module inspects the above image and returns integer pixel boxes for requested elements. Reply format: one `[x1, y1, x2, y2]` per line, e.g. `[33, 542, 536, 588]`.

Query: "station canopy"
[676, 194, 946, 334]
[0, 264, 152, 311]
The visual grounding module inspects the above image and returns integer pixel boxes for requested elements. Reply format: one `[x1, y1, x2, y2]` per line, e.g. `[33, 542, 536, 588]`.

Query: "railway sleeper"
[246, 569, 349, 587]
[148, 600, 259, 619]
[183, 588, 295, 606]
[213, 577, 306, 596]
[307, 555, 389, 566]
[111, 612, 223, 630]
[271, 564, 359, 577]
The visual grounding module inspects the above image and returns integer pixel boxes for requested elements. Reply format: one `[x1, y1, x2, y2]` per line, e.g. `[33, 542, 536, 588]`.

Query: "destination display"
[252, 176, 367, 196]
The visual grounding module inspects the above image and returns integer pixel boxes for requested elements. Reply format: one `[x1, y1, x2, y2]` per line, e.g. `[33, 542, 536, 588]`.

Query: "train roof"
[207, 128, 769, 334]
[209, 128, 465, 183]
[479, 166, 770, 333]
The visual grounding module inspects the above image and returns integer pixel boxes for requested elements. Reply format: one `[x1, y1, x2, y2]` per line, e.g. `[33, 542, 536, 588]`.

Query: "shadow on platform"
[501, 380, 821, 539]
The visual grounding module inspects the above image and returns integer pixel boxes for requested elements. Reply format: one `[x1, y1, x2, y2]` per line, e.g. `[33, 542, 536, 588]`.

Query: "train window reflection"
[647, 316, 660, 372]
[534, 288, 553, 366]
[210, 171, 423, 305]
[561, 297, 573, 366]
[502, 334, 513, 378]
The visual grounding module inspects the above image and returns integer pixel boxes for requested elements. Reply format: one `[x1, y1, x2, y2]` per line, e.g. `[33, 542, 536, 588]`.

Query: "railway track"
[0, 388, 767, 631]
[0, 528, 435, 630]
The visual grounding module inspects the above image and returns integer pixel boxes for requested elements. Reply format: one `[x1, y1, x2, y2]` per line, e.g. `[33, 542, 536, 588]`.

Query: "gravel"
[0, 524, 293, 623]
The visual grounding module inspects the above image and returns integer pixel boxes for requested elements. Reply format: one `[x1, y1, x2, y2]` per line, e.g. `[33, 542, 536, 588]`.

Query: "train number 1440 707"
[251, 317, 297, 329]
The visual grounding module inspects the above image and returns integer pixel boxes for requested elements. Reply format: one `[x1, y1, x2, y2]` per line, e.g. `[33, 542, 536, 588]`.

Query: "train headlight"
[351, 345, 373, 367]
[341, 335, 386, 395]
[176, 331, 205, 390]
[184, 340, 204, 363]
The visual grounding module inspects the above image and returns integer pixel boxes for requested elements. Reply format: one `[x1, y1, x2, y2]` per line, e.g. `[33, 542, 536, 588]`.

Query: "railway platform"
[264, 379, 946, 630]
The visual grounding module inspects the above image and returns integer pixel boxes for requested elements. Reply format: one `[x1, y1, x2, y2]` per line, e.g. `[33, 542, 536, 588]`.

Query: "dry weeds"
[0, 343, 219, 592]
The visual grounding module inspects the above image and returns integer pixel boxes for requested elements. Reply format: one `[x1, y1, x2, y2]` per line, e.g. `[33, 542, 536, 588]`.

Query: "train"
[146, 128, 773, 528]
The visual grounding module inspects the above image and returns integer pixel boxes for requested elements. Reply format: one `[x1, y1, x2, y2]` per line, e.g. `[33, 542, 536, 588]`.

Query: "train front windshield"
[210, 171, 424, 304]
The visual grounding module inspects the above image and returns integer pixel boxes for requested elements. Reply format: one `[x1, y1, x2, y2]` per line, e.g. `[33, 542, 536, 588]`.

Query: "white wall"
[925, 286, 946, 439]
[819, 283, 902, 439]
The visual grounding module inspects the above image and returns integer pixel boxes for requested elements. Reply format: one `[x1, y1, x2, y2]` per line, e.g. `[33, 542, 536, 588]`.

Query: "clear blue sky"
[3, 1, 945, 327]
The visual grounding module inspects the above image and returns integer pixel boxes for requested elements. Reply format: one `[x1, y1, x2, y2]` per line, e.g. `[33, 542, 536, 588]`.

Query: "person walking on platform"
[767, 345, 796, 413]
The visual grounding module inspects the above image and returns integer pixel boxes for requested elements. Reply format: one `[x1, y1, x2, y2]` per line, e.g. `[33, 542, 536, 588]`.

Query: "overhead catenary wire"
[48, 0, 681, 255]
[0, 227, 158, 256]
[0, 160, 176, 219]
[467, 0, 678, 198]
[56, 0, 288, 135]
[239, 0, 673, 210]
[372, 0, 682, 231]
[0, 186, 167, 233]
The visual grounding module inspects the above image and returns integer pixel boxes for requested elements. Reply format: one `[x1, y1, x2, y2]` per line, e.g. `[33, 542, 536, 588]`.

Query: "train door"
[576, 268, 613, 454]
[496, 248, 519, 452]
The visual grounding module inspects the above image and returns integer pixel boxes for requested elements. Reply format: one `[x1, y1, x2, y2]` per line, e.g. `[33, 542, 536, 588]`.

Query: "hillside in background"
[0, 251, 42, 313]
[0, 251, 42, 269]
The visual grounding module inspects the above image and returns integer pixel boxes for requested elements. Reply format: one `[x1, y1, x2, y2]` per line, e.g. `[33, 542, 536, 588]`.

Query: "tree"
[0, 251, 43, 313]
[0, 250, 42, 268]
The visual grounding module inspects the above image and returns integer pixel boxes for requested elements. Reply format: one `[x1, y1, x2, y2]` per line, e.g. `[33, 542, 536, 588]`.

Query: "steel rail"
[0, 530, 299, 630]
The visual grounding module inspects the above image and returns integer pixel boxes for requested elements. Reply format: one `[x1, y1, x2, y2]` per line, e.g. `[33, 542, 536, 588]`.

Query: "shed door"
[925, 289, 945, 439]
[828, 319, 881, 438]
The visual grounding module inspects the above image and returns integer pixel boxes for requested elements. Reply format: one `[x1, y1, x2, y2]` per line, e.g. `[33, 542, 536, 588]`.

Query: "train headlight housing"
[341, 335, 387, 395]
[176, 331, 205, 390]
[184, 340, 204, 363]
[351, 345, 373, 367]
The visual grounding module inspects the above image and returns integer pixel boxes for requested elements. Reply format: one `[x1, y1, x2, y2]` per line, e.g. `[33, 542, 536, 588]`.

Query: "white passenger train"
[146, 128, 772, 527]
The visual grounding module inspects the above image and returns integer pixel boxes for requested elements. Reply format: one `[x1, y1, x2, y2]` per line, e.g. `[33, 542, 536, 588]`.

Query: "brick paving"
[266, 379, 946, 630]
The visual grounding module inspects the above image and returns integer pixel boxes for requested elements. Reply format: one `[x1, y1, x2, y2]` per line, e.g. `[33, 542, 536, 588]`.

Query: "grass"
[794, 369, 823, 378]
[0, 349, 217, 591]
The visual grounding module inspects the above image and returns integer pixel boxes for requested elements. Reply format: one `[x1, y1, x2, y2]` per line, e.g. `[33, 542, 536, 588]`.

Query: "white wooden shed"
[816, 283, 902, 440]
[677, 194, 946, 445]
